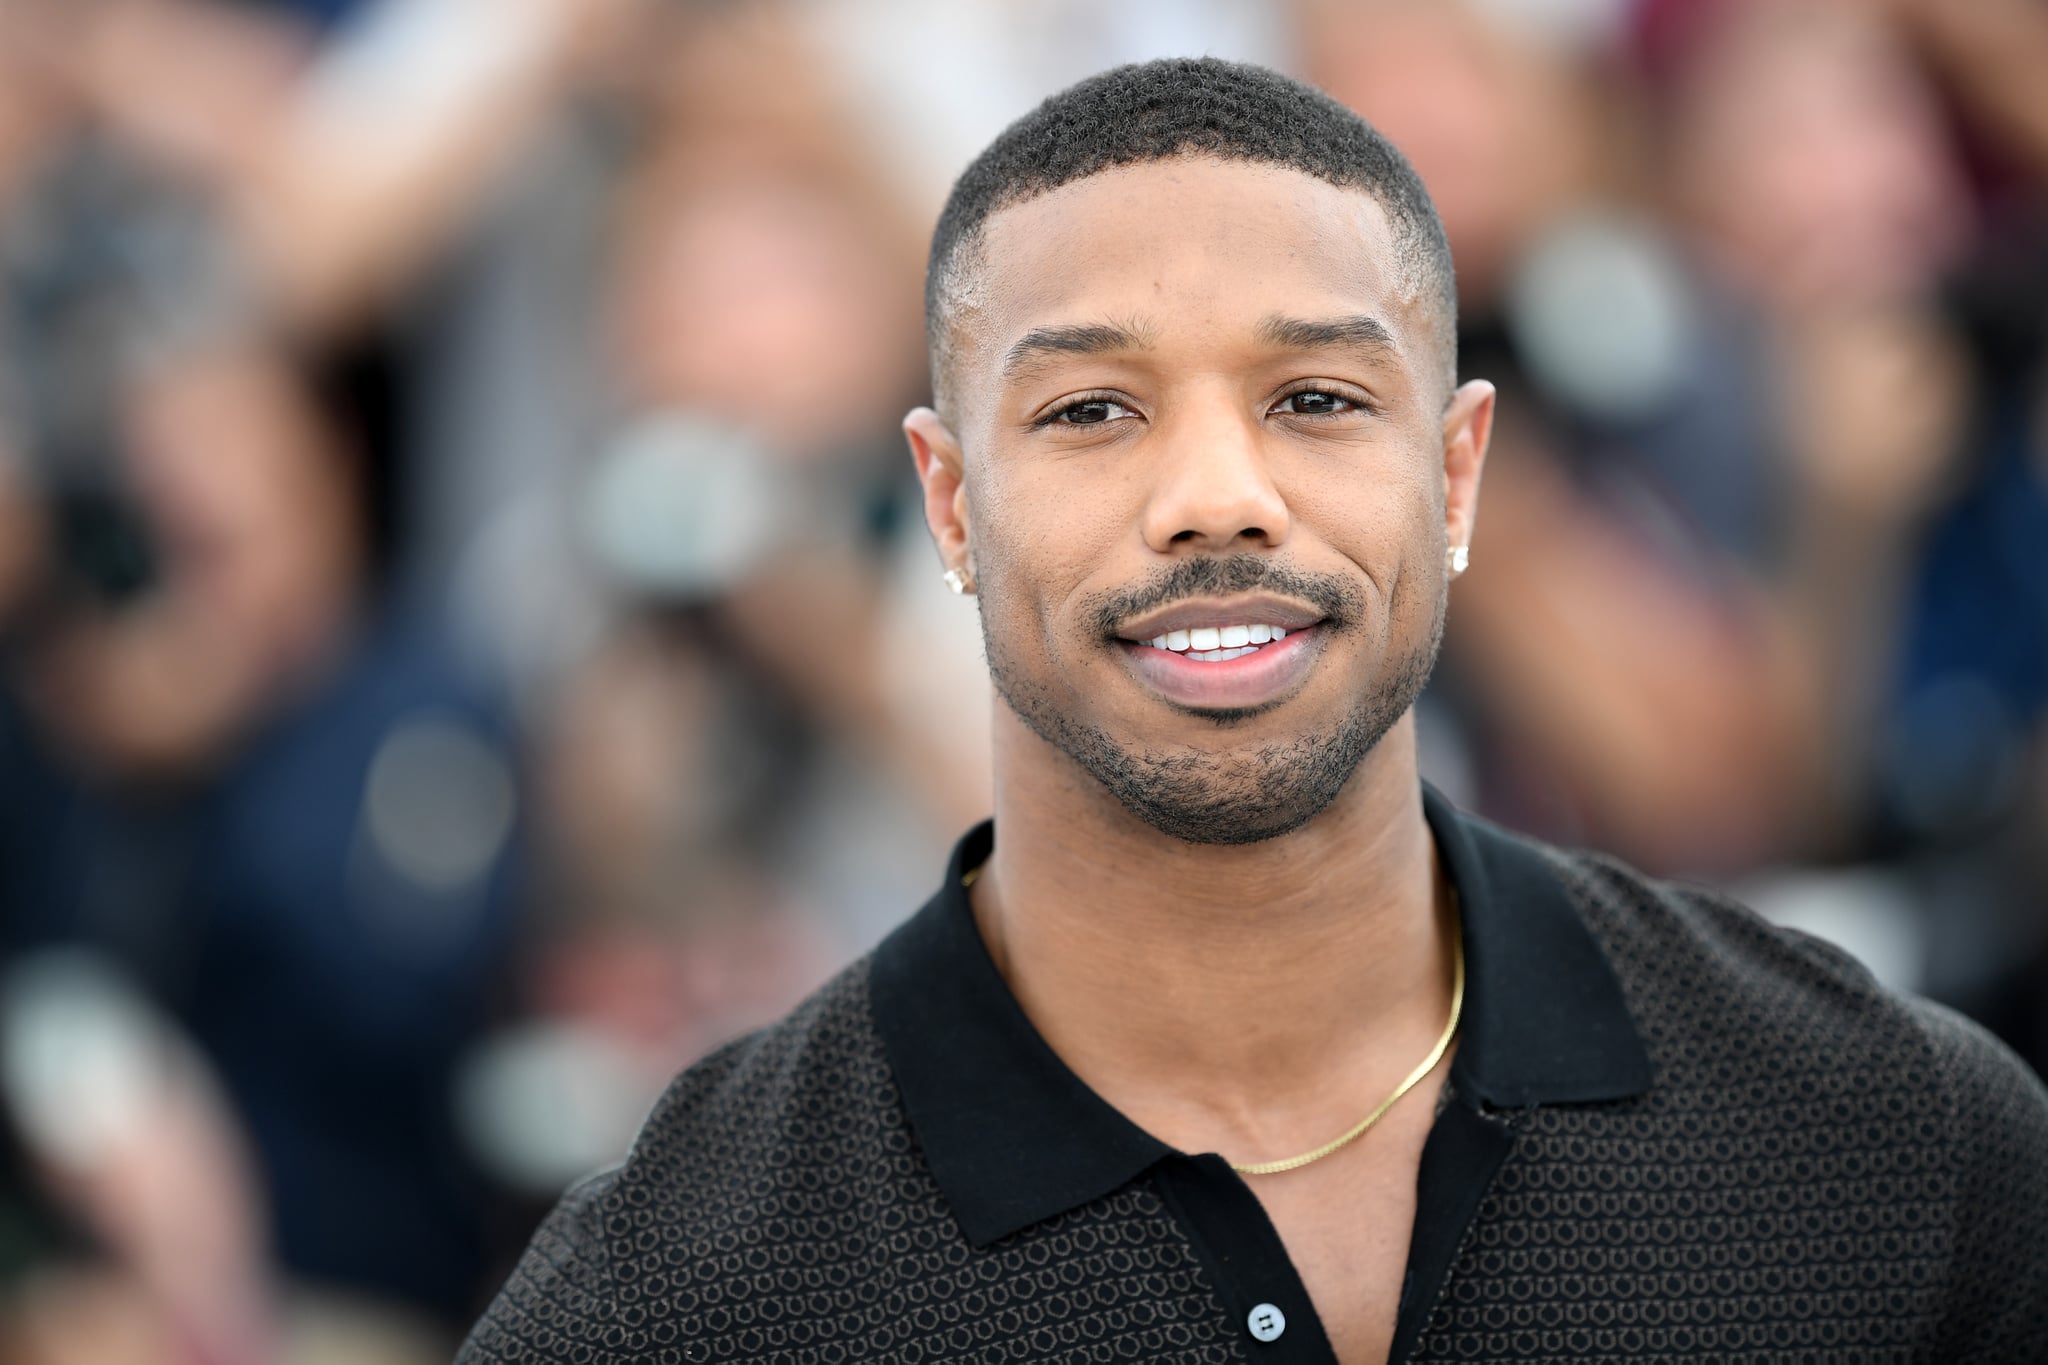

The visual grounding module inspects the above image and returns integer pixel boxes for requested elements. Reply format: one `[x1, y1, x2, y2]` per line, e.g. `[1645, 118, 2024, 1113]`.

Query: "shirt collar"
[869, 786, 1653, 1248]
[1423, 787, 1654, 1110]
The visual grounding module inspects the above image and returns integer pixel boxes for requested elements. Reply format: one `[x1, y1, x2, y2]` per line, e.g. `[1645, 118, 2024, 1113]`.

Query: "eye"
[1037, 396, 1136, 428]
[1271, 388, 1361, 418]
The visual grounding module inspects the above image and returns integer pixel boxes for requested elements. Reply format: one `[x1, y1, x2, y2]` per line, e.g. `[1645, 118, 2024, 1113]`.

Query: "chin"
[1003, 688, 1404, 846]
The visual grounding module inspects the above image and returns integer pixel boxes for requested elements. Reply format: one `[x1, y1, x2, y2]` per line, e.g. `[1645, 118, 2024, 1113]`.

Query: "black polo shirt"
[462, 791, 2048, 1362]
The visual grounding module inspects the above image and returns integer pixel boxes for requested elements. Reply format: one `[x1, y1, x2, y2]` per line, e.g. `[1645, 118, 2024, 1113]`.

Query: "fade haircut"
[924, 57, 1458, 419]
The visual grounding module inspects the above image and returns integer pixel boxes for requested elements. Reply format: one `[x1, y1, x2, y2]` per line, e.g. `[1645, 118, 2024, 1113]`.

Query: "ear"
[1441, 380, 1494, 559]
[903, 407, 972, 576]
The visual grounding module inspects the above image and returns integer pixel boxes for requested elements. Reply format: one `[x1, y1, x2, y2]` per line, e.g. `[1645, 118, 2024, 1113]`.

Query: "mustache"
[1084, 556, 1364, 637]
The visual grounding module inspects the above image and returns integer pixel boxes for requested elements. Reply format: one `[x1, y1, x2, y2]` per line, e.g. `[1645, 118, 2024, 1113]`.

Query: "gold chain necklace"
[1228, 917, 1464, 1176]
[962, 861, 1465, 1178]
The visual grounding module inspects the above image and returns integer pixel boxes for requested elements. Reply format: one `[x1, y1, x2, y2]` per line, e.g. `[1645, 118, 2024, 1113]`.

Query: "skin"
[905, 156, 1493, 1363]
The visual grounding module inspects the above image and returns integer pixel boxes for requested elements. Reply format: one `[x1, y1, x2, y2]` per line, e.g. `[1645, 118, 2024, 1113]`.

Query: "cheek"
[1374, 459, 1452, 627]
[969, 461, 1128, 652]
[1286, 450, 1441, 567]
[963, 465, 1038, 632]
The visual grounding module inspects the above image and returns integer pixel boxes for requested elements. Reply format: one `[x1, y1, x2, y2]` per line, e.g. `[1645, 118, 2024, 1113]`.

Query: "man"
[463, 59, 2048, 1363]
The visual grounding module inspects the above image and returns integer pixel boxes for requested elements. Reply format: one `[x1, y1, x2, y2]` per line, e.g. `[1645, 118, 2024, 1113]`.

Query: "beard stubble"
[980, 554, 1445, 846]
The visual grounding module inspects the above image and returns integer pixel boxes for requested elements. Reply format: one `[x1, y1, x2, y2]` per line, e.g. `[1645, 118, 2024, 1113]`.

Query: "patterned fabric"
[1406, 850, 2048, 1361]
[462, 832, 2048, 1363]
[461, 969, 1246, 1363]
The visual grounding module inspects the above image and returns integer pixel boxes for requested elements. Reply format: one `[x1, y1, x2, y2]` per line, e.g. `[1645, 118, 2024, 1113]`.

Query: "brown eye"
[1274, 390, 1353, 416]
[1041, 397, 1135, 427]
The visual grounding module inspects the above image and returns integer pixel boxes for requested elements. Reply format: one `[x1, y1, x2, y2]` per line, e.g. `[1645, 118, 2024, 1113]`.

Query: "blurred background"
[0, 0, 2043, 1359]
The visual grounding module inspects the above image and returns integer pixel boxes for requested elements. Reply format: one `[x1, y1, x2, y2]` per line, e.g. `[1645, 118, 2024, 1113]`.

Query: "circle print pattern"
[459, 965, 1246, 1363]
[1407, 852, 2048, 1363]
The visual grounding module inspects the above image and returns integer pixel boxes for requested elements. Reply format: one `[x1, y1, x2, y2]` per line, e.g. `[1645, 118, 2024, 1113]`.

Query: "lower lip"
[1120, 628, 1322, 711]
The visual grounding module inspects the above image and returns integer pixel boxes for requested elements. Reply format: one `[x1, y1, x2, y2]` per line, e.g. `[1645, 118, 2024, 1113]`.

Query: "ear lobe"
[1440, 380, 1494, 556]
[904, 407, 973, 574]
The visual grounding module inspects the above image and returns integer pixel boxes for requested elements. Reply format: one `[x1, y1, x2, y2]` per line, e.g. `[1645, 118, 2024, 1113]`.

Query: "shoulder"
[1548, 843, 2048, 1195]
[1899, 989, 2048, 1126]
[460, 957, 908, 1360]
[1527, 842, 2048, 1348]
[622, 955, 897, 1179]
[1543, 841, 2032, 1092]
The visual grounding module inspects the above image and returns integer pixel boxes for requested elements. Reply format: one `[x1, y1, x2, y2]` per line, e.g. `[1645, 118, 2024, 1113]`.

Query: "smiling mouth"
[1103, 581, 1339, 709]
[1133, 621, 1296, 662]
[1113, 614, 1328, 712]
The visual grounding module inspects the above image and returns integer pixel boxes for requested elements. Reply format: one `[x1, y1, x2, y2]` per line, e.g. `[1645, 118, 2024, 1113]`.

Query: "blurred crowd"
[0, 0, 2042, 1360]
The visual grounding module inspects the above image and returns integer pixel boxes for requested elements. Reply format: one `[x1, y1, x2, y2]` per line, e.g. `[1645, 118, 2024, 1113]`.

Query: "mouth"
[1111, 598, 1329, 711]
[1131, 620, 1297, 661]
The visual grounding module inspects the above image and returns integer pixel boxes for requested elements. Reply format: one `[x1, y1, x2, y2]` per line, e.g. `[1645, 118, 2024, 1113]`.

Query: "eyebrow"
[1001, 320, 1153, 380]
[1255, 313, 1402, 360]
[997, 312, 1402, 384]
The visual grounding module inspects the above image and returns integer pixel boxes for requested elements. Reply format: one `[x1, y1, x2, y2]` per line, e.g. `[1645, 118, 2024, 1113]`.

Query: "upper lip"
[1113, 594, 1327, 642]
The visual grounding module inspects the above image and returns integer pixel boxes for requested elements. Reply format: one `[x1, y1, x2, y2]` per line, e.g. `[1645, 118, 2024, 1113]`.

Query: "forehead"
[958, 158, 1422, 402]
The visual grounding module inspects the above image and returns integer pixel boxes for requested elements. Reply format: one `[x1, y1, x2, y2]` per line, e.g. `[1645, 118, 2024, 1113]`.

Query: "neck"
[973, 707, 1456, 1161]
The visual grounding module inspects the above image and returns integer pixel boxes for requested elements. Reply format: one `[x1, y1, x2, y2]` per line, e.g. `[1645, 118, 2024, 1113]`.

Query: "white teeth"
[1140, 623, 1299, 655]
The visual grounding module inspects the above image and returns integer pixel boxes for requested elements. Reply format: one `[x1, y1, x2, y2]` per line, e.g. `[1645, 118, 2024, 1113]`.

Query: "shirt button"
[1247, 1303, 1286, 1343]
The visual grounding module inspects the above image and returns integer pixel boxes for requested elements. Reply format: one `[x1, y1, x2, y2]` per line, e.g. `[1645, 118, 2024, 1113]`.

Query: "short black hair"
[925, 57, 1457, 416]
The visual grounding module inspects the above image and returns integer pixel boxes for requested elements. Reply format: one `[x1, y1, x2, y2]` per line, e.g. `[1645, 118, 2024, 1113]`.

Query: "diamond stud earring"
[942, 566, 975, 595]
[1448, 545, 1470, 576]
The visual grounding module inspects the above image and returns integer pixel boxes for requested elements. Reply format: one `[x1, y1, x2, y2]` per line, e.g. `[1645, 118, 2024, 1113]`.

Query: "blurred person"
[466, 60, 2048, 1364]
[1621, 0, 2048, 1057]
[0, 951, 280, 1365]
[0, 0, 683, 645]
[2, 0, 660, 336]
[557, 1, 989, 920]
[1654, 0, 1977, 838]
[445, 2, 986, 1233]
[0, 0, 685, 741]
[1618, 0, 2043, 862]
[0, 314, 526, 1351]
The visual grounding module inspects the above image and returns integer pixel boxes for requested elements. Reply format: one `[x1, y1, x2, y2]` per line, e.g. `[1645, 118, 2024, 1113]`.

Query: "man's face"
[916, 157, 1487, 844]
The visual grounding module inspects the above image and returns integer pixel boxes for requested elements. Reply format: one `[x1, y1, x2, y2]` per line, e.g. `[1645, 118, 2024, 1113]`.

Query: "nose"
[1138, 398, 1292, 553]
